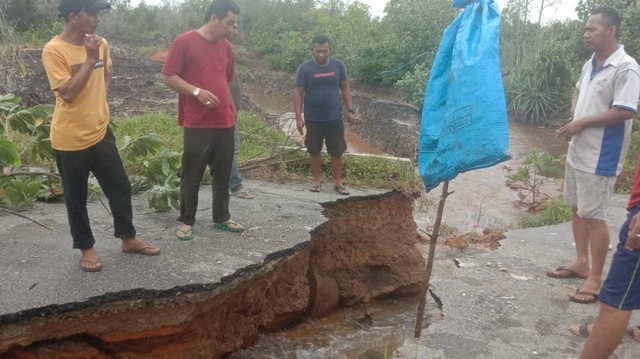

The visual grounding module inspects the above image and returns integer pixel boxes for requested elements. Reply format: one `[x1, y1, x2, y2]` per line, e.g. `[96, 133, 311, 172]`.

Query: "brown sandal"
[547, 266, 587, 279]
[569, 288, 599, 304]
[80, 258, 102, 272]
[122, 245, 161, 256]
[231, 190, 254, 199]
[569, 323, 591, 338]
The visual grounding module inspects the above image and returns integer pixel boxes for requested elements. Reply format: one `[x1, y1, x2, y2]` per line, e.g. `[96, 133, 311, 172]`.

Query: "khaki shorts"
[563, 162, 616, 220]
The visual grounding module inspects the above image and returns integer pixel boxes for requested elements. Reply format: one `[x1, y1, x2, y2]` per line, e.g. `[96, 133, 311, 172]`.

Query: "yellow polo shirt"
[42, 36, 112, 151]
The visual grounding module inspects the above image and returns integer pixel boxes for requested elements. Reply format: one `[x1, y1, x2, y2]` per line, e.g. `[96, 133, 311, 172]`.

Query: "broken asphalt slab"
[0, 179, 383, 317]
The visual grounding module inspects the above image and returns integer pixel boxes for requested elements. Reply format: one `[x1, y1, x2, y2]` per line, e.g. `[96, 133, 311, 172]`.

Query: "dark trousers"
[55, 128, 136, 249]
[178, 127, 234, 226]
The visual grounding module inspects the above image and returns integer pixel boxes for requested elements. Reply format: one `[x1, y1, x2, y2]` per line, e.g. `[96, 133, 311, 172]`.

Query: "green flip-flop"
[176, 227, 194, 241]
[213, 220, 245, 233]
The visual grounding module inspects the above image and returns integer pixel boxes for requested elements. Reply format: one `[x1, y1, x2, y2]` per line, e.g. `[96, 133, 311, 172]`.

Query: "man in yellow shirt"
[42, 0, 160, 272]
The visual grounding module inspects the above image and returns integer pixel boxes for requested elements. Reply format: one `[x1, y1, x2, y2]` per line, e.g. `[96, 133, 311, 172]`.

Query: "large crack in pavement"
[0, 191, 426, 358]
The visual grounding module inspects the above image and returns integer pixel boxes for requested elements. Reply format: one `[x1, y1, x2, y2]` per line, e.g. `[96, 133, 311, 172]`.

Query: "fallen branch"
[240, 157, 307, 172]
[0, 172, 61, 179]
[0, 207, 53, 231]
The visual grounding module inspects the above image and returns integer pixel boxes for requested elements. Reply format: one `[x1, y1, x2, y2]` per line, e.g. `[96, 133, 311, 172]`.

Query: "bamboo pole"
[414, 180, 453, 338]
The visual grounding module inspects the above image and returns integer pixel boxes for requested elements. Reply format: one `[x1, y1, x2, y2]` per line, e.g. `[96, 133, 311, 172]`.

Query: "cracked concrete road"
[398, 193, 640, 359]
[2, 180, 639, 358]
[0, 179, 383, 317]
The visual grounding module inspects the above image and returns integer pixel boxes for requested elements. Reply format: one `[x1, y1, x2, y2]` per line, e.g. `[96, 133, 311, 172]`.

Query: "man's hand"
[555, 118, 585, 142]
[296, 117, 305, 136]
[346, 111, 356, 125]
[626, 212, 640, 251]
[84, 34, 103, 64]
[196, 89, 219, 109]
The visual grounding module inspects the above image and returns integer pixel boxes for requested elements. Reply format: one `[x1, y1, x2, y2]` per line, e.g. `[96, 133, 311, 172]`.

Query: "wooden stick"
[0, 207, 53, 231]
[0, 172, 61, 179]
[415, 180, 453, 338]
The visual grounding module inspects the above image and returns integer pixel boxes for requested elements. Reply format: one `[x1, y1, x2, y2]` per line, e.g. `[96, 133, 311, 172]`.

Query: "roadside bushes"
[0, 94, 58, 210]
[504, 20, 586, 125]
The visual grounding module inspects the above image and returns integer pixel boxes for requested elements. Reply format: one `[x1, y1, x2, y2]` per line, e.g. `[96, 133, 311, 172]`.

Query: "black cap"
[59, 0, 111, 18]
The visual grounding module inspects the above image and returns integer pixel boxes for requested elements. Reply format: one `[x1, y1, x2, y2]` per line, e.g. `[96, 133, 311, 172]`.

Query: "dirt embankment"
[0, 192, 424, 358]
[6, 48, 420, 160]
[4, 49, 177, 117]
[239, 70, 421, 158]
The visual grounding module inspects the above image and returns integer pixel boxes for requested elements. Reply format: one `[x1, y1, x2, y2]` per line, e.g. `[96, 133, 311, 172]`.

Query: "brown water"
[229, 296, 442, 359]
[243, 81, 566, 158]
[508, 121, 568, 159]
[242, 83, 386, 155]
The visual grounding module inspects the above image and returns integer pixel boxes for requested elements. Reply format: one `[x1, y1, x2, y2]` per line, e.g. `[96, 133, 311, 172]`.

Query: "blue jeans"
[229, 123, 243, 192]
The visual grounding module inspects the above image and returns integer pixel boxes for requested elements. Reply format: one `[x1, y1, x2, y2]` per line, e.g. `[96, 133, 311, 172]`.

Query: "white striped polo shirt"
[569, 45, 640, 176]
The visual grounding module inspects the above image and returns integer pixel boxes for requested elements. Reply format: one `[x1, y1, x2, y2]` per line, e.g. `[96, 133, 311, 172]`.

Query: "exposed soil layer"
[3, 49, 178, 117]
[0, 191, 425, 358]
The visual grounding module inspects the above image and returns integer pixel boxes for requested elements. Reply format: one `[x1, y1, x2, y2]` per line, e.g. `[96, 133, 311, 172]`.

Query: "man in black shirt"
[294, 35, 355, 195]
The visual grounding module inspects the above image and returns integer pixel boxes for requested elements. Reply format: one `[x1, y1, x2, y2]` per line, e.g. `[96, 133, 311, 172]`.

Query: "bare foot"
[121, 236, 161, 256]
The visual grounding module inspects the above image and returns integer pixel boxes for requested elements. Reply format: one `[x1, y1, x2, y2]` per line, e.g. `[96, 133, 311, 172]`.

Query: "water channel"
[239, 85, 568, 358]
[244, 83, 567, 231]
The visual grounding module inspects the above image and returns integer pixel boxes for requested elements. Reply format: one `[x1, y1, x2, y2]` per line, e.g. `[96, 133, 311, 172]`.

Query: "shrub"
[518, 197, 572, 228]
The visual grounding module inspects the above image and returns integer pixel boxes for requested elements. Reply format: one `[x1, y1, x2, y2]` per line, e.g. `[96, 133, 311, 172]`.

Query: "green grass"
[112, 112, 183, 151]
[342, 156, 420, 190]
[616, 124, 640, 193]
[518, 197, 572, 228]
[236, 111, 290, 164]
[111, 110, 421, 190]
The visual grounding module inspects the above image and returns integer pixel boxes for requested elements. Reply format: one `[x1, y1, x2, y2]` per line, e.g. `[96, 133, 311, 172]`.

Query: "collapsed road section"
[0, 191, 425, 358]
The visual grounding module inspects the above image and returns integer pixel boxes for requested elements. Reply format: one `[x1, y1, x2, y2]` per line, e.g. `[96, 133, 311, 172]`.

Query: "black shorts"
[304, 120, 347, 156]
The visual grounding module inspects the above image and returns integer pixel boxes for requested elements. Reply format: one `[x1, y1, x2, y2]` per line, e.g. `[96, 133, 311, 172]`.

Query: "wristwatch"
[192, 87, 200, 97]
[347, 108, 355, 114]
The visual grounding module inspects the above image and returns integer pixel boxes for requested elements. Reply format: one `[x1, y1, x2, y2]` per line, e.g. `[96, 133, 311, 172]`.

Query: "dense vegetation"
[2, 0, 640, 223]
[3, 0, 640, 126]
[0, 93, 419, 212]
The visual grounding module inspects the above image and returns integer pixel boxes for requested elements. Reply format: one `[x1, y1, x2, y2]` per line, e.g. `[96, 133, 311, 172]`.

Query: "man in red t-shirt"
[162, 0, 243, 240]
[570, 154, 640, 357]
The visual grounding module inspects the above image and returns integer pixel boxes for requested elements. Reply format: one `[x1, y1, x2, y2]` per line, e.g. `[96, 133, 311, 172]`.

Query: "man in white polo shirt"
[548, 7, 640, 305]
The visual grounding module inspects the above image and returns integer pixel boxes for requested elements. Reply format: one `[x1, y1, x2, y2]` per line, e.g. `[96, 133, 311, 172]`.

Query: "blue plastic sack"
[419, 0, 510, 192]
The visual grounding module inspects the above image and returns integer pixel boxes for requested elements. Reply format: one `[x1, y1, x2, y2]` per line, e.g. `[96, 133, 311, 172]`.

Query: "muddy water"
[230, 296, 441, 359]
[508, 122, 567, 158]
[420, 122, 567, 233]
[242, 83, 386, 155]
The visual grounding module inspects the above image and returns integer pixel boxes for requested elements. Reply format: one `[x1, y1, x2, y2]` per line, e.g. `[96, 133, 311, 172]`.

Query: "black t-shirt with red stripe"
[295, 58, 347, 122]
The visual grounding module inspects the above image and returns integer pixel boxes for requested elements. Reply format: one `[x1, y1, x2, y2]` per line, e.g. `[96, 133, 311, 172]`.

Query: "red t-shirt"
[628, 155, 640, 209]
[162, 30, 235, 128]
